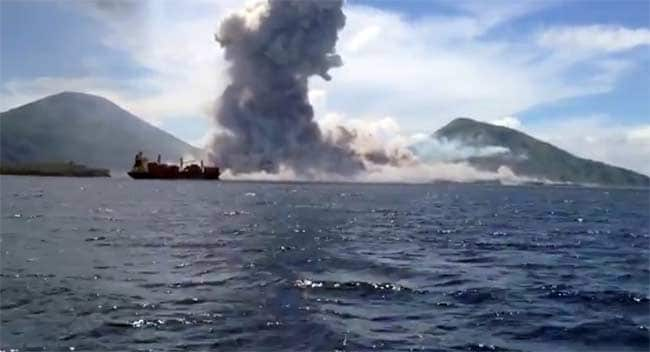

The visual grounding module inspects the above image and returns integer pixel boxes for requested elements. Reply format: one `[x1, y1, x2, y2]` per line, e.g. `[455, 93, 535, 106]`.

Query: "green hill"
[431, 117, 649, 187]
[0, 92, 202, 170]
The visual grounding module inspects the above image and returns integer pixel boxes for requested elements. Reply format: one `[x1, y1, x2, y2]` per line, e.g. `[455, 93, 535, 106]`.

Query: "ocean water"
[1, 176, 649, 352]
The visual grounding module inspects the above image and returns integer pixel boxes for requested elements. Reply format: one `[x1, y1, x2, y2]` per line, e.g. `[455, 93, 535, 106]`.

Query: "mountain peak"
[448, 117, 479, 124]
[40, 91, 115, 105]
[1, 92, 202, 169]
[435, 117, 506, 144]
[2, 91, 117, 116]
[50, 91, 94, 98]
[429, 118, 649, 186]
[442, 117, 481, 129]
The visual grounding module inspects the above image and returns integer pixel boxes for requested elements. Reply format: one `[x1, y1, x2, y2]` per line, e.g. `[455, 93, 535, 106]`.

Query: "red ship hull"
[128, 162, 220, 180]
[127, 171, 220, 180]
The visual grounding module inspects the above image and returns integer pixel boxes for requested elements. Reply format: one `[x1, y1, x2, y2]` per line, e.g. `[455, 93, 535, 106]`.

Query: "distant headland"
[0, 162, 110, 177]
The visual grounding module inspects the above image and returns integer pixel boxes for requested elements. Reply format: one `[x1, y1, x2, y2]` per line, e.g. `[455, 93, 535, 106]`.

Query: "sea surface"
[1, 176, 649, 352]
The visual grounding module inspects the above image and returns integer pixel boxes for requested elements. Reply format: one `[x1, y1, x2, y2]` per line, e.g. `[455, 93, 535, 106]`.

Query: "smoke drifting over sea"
[209, 0, 537, 184]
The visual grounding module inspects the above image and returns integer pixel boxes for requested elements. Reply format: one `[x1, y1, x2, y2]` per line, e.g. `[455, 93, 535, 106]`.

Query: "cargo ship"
[127, 152, 220, 180]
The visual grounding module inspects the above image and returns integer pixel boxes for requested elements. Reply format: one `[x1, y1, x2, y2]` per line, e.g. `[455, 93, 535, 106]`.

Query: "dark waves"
[1, 178, 649, 351]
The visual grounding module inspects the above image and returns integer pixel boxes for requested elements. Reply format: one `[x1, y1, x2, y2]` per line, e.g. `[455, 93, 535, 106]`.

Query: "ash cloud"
[208, 0, 537, 185]
[210, 0, 365, 176]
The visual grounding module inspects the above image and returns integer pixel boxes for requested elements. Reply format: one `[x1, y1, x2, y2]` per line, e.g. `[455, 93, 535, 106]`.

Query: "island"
[0, 162, 110, 177]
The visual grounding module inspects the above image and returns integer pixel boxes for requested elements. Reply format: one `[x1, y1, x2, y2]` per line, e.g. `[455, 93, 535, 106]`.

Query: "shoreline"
[0, 162, 110, 177]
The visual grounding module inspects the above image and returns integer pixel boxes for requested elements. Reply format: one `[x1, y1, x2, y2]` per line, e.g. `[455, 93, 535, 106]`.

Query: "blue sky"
[1, 0, 649, 174]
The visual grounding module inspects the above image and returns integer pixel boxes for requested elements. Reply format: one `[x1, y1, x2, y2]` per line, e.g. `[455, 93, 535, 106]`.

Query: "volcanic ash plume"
[211, 0, 364, 176]
[209, 0, 536, 185]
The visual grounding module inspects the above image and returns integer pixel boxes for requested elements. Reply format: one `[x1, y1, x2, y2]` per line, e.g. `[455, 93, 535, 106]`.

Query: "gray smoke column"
[211, 0, 364, 176]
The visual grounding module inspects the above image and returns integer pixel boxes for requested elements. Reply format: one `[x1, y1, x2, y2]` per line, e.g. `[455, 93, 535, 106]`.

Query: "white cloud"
[88, 2, 232, 124]
[2, 76, 118, 111]
[1, 1, 239, 124]
[490, 116, 522, 129]
[311, 4, 640, 134]
[525, 116, 650, 176]
[538, 25, 650, 53]
[627, 125, 650, 143]
[345, 24, 381, 53]
[3, 1, 641, 132]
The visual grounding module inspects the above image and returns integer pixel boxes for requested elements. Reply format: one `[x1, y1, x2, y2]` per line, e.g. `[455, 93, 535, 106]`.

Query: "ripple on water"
[539, 285, 650, 309]
[452, 343, 522, 351]
[449, 287, 506, 305]
[514, 318, 650, 348]
[294, 279, 427, 296]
